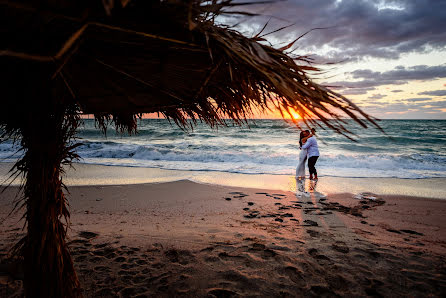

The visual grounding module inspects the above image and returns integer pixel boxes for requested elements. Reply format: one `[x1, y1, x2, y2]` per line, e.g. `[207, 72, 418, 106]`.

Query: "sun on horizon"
[288, 109, 302, 120]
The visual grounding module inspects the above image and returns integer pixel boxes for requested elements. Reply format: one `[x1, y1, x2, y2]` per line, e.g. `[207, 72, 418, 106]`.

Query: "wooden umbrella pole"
[18, 96, 82, 297]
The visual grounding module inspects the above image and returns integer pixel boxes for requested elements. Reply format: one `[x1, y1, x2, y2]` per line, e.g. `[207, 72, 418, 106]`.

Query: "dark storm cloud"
[358, 98, 446, 115]
[429, 100, 446, 108]
[339, 87, 375, 95]
[366, 102, 411, 113]
[415, 100, 446, 108]
[350, 65, 446, 81]
[368, 94, 386, 99]
[233, 0, 446, 61]
[404, 97, 432, 102]
[418, 90, 446, 96]
[327, 79, 404, 89]
[325, 64, 446, 90]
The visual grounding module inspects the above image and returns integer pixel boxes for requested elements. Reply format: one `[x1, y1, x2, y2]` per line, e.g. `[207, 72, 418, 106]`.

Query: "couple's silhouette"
[296, 129, 323, 198]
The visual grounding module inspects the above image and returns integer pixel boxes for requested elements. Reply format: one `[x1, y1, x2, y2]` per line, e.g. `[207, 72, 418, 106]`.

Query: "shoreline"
[1, 162, 446, 199]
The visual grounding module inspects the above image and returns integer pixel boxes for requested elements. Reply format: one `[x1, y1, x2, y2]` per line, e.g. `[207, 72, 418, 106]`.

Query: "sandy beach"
[1, 175, 445, 297]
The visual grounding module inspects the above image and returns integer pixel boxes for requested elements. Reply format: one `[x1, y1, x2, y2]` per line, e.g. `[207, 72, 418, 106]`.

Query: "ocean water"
[1, 119, 445, 179]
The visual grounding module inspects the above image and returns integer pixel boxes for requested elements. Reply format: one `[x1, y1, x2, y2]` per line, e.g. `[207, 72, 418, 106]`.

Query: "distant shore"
[1, 162, 446, 199]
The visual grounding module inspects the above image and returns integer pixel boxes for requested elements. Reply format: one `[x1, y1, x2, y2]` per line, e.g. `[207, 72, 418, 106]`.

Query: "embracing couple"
[296, 128, 319, 196]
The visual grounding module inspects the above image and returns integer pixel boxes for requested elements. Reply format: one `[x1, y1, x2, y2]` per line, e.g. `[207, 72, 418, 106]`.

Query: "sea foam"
[1, 119, 445, 179]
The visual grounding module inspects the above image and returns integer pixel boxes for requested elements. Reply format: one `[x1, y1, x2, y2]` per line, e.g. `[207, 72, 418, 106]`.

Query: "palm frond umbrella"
[1, 0, 379, 296]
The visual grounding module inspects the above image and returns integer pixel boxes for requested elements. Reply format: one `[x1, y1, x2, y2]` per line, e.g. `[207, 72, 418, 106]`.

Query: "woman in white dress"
[296, 130, 310, 196]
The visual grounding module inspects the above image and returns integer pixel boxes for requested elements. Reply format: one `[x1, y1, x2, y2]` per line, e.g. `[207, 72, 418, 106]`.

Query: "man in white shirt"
[301, 128, 320, 180]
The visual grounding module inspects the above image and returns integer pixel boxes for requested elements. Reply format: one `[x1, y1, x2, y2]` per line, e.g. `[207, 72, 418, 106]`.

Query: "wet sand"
[1, 180, 445, 297]
[1, 162, 446, 199]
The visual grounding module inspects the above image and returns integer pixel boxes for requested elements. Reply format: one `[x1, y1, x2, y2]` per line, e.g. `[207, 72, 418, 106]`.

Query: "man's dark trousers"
[308, 156, 319, 177]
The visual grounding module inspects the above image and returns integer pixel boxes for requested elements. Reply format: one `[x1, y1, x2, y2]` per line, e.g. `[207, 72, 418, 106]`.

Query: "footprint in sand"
[71, 247, 88, 256]
[267, 244, 291, 252]
[90, 256, 105, 263]
[365, 287, 383, 297]
[207, 288, 238, 297]
[331, 241, 350, 253]
[119, 287, 146, 297]
[400, 229, 424, 236]
[303, 219, 318, 226]
[200, 246, 215, 253]
[114, 256, 126, 262]
[280, 266, 305, 286]
[68, 239, 90, 246]
[118, 270, 137, 287]
[261, 249, 277, 259]
[124, 250, 136, 256]
[218, 252, 245, 261]
[120, 263, 136, 269]
[78, 231, 98, 239]
[244, 211, 260, 219]
[94, 243, 108, 249]
[308, 248, 331, 262]
[281, 213, 294, 218]
[204, 256, 220, 263]
[261, 213, 277, 218]
[94, 265, 111, 273]
[93, 246, 116, 259]
[74, 255, 87, 262]
[230, 192, 248, 198]
[308, 285, 337, 296]
[165, 249, 195, 265]
[325, 274, 350, 291]
[165, 249, 181, 263]
[247, 243, 277, 259]
[132, 274, 146, 284]
[250, 243, 266, 251]
[146, 272, 170, 284]
[94, 288, 116, 297]
[136, 259, 148, 265]
[306, 230, 320, 237]
[151, 262, 165, 269]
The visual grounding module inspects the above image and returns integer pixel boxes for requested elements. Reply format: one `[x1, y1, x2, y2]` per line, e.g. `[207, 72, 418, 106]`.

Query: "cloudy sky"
[225, 0, 446, 119]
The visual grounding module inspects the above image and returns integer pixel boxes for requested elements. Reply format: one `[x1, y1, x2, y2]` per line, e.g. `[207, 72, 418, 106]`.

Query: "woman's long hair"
[299, 131, 305, 148]
[299, 130, 310, 148]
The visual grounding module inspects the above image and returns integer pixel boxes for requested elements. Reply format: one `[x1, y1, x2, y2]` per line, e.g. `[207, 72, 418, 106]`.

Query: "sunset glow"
[288, 109, 302, 120]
